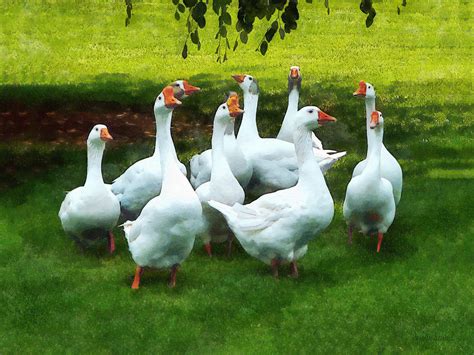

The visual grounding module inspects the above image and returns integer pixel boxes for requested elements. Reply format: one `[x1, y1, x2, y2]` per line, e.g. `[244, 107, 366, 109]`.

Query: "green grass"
[1, 0, 473, 353]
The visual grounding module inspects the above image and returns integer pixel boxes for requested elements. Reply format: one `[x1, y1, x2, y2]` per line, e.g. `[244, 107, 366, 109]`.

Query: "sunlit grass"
[0, 0, 473, 353]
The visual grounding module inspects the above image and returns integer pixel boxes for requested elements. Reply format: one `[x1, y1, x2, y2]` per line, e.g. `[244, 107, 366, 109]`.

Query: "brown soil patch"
[0, 106, 212, 146]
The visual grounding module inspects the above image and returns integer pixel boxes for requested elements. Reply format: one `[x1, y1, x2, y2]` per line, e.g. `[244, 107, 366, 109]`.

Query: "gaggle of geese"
[59, 66, 403, 288]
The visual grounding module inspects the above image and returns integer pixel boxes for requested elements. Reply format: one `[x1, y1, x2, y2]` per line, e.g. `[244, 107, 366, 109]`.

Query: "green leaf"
[240, 31, 248, 44]
[220, 25, 227, 37]
[222, 12, 232, 25]
[182, 43, 188, 59]
[279, 28, 285, 39]
[193, 2, 207, 17]
[172, 0, 179, 5]
[226, 37, 230, 49]
[174, 11, 180, 21]
[183, 0, 197, 7]
[191, 30, 199, 44]
[260, 41, 268, 55]
[397, 6, 400, 15]
[177, 3, 185, 13]
[233, 39, 238, 51]
[196, 16, 206, 28]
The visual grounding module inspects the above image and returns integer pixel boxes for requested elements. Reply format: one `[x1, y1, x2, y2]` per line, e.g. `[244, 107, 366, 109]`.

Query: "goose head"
[215, 92, 244, 124]
[87, 124, 113, 145]
[295, 106, 337, 131]
[231, 74, 259, 95]
[369, 111, 384, 130]
[288, 66, 302, 93]
[154, 86, 182, 114]
[170, 80, 201, 99]
[353, 81, 376, 99]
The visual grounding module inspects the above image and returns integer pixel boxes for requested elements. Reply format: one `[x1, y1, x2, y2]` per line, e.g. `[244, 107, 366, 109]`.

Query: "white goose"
[122, 86, 203, 289]
[59, 124, 120, 253]
[196, 93, 245, 257]
[343, 111, 396, 252]
[232, 74, 346, 195]
[190, 104, 252, 189]
[277, 66, 324, 150]
[353, 81, 403, 205]
[111, 80, 200, 219]
[209, 106, 335, 277]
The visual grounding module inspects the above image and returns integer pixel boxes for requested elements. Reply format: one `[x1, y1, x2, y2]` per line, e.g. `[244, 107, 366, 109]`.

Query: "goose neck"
[363, 126, 383, 180]
[84, 141, 105, 188]
[237, 91, 260, 143]
[293, 127, 325, 192]
[155, 109, 184, 192]
[211, 119, 233, 181]
[278, 88, 299, 138]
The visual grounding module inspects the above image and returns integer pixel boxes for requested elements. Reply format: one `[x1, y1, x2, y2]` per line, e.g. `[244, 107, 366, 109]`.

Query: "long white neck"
[365, 97, 376, 155]
[85, 141, 105, 188]
[155, 109, 188, 195]
[211, 118, 234, 183]
[278, 87, 299, 140]
[293, 127, 326, 192]
[153, 110, 178, 162]
[237, 91, 260, 143]
[362, 126, 383, 181]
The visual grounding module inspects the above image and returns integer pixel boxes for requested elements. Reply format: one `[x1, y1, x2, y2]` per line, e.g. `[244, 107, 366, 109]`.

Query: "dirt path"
[0, 106, 212, 146]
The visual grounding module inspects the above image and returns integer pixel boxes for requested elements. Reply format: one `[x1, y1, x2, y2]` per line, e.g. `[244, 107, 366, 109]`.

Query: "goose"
[209, 106, 336, 277]
[353, 81, 403, 205]
[189, 105, 252, 189]
[277, 66, 324, 150]
[232, 74, 346, 195]
[59, 124, 120, 253]
[343, 111, 396, 252]
[196, 93, 245, 257]
[122, 86, 203, 289]
[111, 80, 200, 219]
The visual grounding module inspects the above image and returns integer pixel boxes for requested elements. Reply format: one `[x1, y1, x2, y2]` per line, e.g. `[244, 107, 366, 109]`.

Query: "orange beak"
[231, 74, 246, 83]
[163, 86, 182, 109]
[227, 94, 244, 118]
[318, 110, 337, 123]
[100, 127, 113, 141]
[290, 67, 299, 79]
[353, 81, 367, 97]
[182, 81, 201, 95]
[370, 111, 379, 129]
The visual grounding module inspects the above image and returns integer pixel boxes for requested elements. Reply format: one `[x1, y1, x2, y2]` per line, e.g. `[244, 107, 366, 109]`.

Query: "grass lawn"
[1, 0, 473, 353]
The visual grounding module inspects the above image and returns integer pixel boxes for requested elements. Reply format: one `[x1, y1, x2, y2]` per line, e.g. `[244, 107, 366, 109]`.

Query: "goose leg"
[108, 231, 116, 254]
[226, 234, 234, 257]
[348, 225, 353, 245]
[289, 261, 299, 278]
[377, 232, 384, 253]
[131, 266, 143, 289]
[169, 264, 180, 288]
[271, 259, 280, 278]
[204, 243, 212, 257]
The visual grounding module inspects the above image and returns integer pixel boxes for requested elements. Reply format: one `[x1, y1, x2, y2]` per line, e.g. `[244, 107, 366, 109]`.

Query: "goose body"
[195, 94, 245, 256]
[210, 106, 335, 277]
[123, 87, 203, 288]
[111, 81, 199, 218]
[232, 74, 346, 195]
[352, 81, 403, 205]
[343, 111, 396, 252]
[190, 119, 252, 189]
[59, 125, 120, 252]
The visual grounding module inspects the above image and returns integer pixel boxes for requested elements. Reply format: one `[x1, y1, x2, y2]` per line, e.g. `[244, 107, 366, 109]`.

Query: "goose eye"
[221, 105, 225, 110]
[308, 109, 314, 114]
[248, 77, 253, 81]
[95, 128, 99, 131]
[158, 96, 162, 100]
